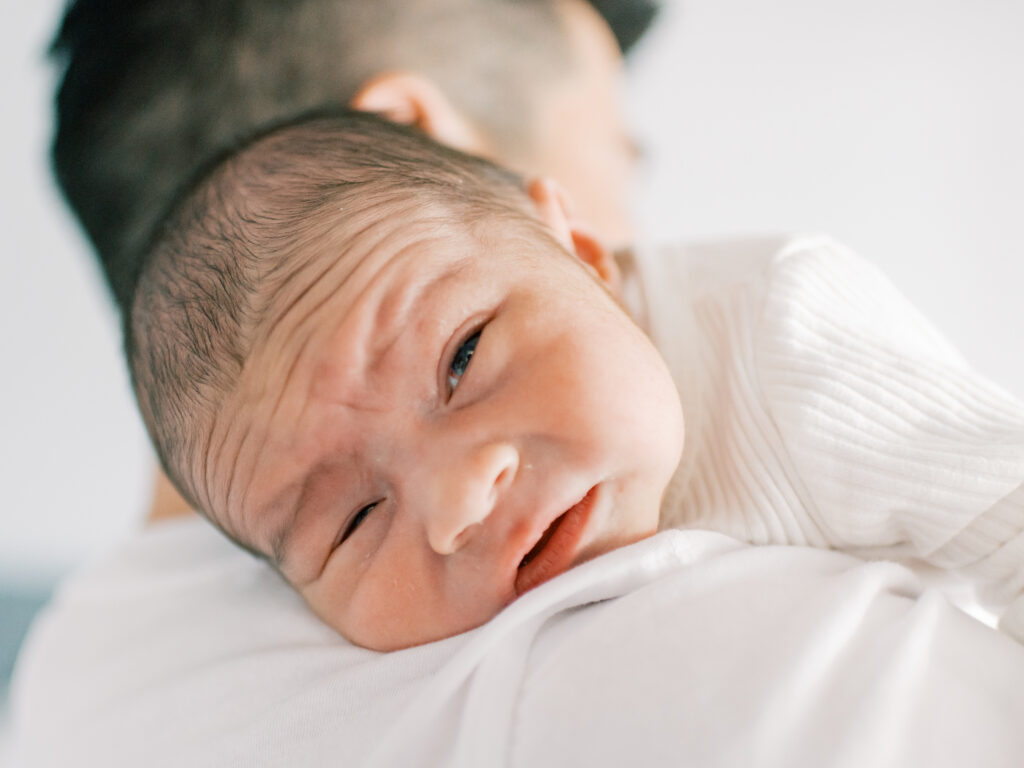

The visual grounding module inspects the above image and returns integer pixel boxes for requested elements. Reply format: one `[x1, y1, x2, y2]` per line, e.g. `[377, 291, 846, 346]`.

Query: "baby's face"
[201, 204, 684, 651]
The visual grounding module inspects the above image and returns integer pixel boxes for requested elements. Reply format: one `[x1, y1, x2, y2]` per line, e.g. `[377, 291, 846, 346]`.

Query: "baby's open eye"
[447, 329, 481, 395]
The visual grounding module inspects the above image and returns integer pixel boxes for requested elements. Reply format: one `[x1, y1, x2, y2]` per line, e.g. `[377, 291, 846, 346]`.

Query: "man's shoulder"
[14, 516, 322, 662]
[8, 517, 346, 764]
[50, 516, 260, 600]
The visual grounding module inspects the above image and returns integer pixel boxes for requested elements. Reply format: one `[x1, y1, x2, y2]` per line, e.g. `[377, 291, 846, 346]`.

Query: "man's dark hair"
[128, 109, 539, 518]
[50, 0, 658, 316]
[588, 0, 659, 53]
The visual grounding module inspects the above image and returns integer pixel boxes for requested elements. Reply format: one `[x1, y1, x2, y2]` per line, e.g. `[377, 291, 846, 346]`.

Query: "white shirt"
[11, 521, 1024, 768]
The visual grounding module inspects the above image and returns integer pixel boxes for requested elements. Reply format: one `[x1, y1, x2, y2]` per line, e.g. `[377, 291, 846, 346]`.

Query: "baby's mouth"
[514, 486, 598, 596]
[518, 515, 563, 569]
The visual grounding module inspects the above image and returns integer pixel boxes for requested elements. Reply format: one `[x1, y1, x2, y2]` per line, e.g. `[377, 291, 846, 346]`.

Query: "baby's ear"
[526, 177, 621, 293]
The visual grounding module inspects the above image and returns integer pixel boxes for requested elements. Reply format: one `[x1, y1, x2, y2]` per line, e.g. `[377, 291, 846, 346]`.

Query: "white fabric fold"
[12, 522, 1024, 768]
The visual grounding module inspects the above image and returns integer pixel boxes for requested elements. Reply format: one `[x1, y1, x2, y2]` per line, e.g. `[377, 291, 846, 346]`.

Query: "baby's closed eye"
[335, 500, 381, 548]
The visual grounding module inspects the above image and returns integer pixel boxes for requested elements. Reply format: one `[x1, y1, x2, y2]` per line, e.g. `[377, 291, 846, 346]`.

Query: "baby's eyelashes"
[446, 328, 482, 397]
[336, 500, 381, 547]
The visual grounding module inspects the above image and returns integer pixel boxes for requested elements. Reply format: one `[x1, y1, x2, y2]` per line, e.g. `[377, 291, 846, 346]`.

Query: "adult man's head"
[51, 0, 658, 312]
[128, 111, 684, 649]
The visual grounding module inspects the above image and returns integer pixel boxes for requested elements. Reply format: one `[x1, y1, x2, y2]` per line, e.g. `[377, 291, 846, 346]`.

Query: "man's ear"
[350, 72, 491, 156]
[526, 178, 621, 293]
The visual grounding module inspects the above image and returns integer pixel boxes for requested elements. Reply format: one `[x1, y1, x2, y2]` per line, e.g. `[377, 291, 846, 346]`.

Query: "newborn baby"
[129, 110, 685, 651]
[131, 110, 1024, 654]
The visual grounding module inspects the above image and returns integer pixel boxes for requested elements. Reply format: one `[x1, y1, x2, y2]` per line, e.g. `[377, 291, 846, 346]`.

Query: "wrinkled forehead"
[250, 191, 555, 344]
[252, 196, 433, 331]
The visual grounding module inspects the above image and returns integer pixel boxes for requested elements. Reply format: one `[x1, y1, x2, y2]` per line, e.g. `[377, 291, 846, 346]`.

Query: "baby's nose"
[426, 442, 519, 556]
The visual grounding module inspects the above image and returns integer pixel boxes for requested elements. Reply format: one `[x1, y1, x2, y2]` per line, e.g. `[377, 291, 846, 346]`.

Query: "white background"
[2, 0, 1023, 585]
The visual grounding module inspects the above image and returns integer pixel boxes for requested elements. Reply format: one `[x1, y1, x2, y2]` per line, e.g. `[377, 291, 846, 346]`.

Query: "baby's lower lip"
[514, 486, 598, 596]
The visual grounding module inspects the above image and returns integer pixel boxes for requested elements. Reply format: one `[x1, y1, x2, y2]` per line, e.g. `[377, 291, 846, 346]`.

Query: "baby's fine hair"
[127, 109, 535, 517]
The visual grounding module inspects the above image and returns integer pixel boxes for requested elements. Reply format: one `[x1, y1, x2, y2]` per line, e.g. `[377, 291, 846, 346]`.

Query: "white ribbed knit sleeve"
[646, 235, 1024, 639]
[757, 236, 1024, 615]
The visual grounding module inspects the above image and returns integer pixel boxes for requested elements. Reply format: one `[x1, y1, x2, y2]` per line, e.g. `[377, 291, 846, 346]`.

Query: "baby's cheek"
[328, 559, 446, 651]
[341, 564, 507, 651]
[297, 572, 359, 641]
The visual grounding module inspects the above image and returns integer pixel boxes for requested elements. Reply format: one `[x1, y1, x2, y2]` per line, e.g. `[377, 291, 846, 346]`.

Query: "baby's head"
[128, 111, 684, 651]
